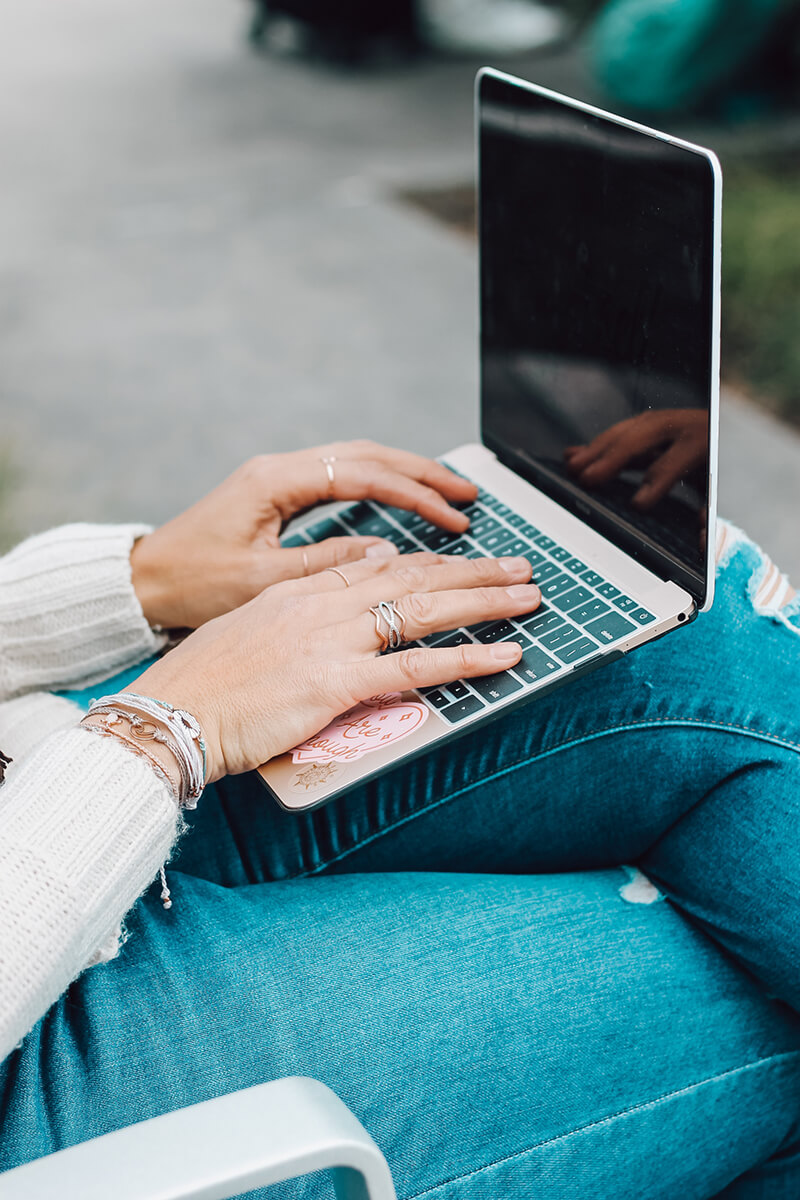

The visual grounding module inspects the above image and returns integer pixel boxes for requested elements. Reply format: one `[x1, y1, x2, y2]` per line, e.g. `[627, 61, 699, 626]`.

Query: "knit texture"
[0, 524, 180, 1062]
[0, 726, 178, 1060]
[0, 523, 167, 702]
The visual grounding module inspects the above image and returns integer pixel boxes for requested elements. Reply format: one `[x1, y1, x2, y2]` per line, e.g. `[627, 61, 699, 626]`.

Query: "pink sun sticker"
[290, 694, 428, 764]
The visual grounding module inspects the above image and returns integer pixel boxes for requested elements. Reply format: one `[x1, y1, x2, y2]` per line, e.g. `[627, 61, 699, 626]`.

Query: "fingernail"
[490, 643, 520, 662]
[498, 557, 528, 573]
[506, 583, 540, 599]
[365, 540, 399, 559]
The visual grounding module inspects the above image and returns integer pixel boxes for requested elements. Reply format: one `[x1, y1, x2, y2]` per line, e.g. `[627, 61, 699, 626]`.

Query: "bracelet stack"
[81, 692, 207, 810]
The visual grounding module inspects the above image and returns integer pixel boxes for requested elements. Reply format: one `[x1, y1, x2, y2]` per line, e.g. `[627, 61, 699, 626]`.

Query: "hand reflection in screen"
[564, 409, 708, 510]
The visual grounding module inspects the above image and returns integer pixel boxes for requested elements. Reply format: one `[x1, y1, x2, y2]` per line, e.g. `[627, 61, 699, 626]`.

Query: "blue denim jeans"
[1, 527, 799, 1198]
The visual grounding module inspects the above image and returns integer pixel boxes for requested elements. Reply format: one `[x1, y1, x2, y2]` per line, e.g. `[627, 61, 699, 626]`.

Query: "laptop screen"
[478, 72, 718, 607]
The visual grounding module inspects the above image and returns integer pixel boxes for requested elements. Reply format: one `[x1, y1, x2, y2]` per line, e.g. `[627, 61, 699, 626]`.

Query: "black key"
[470, 516, 501, 538]
[553, 586, 594, 612]
[394, 536, 420, 554]
[506, 512, 526, 528]
[494, 504, 513, 518]
[439, 694, 485, 723]
[498, 538, 533, 558]
[471, 670, 524, 703]
[446, 680, 471, 700]
[550, 546, 571, 562]
[530, 561, 561, 583]
[281, 533, 309, 548]
[461, 503, 485, 523]
[478, 494, 499, 510]
[520, 523, 540, 539]
[535, 534, 556, 550]
[539, 574, 577, 599]
[539, 624, 582, 650]
[521, 610, 563, 636]
[584, 612, 637, 644]
[421, 688, 449, 710]
[338, 502, 372, 529]
[354, 513, 396, 540]
[429, 630, 473, 648]
[597, 582, 621, 600]
[500, 628, 532, 648]
[555, 637, 598, 665]
[524, 550, 548, 570]
[513, 646, 560, 684]
[581, 570, 604, 587]
[630, 607, 656, 625]
[570, 599, 611, 624]
[564, 557, 587, 573]
[420, 528, 461, 551]
[306, 516, 347, 541]
[478, 528, 515, 553]
[613, 595, 637, 612]
[474, 620, 518, 644]
[441, 538, 473, 557]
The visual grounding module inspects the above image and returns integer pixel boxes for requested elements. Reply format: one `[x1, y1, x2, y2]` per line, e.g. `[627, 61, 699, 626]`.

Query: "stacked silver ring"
[369, 600, 407, 652]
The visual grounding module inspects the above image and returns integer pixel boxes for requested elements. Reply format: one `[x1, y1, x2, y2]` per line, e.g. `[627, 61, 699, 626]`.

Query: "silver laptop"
[259, 69, 721, 811]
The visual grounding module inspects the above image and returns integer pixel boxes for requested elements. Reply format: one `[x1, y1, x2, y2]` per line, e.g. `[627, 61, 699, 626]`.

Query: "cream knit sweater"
[0, 524, 181, 1062]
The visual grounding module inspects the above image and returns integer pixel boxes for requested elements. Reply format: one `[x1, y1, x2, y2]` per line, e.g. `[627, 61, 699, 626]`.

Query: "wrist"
[130, 531, 177, 630]
[80, 712, 184, 797]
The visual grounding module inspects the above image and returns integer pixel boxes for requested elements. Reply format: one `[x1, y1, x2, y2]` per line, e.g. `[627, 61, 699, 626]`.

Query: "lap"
[2, 868, 799, 1198]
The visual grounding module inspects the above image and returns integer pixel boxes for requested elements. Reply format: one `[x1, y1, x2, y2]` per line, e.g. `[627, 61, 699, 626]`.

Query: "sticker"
[290, 693, 428, 765]
[291, 762, 343, 792]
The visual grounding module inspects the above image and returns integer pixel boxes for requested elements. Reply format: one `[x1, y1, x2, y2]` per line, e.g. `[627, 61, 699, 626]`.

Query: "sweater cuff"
[0, 524, 168, 702]
[0, 725, 178, 1059]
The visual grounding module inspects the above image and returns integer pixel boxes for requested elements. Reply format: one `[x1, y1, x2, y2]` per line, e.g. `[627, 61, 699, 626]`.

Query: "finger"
[578, 426, 667, 485]
[345, 554, 533, 611]
[273, 455, 473, 531]
[276, 550, 449, 596]
[283, 536, 402, 580]
[353, 640, 524, 697]
[354, 581, 541, 651]
[315, 441, 478, 504]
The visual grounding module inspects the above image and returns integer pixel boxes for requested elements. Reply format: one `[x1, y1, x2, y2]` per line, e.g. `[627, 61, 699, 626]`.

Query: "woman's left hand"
[130, 441, 477, 629]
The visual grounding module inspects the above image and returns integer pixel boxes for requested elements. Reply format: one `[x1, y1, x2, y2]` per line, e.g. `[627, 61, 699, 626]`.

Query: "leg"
[1, 869, 799, 1198]
[176, 526, 800, 1008]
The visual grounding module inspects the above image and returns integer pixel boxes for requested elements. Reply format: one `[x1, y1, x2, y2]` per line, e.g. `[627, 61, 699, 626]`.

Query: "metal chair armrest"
[0, 1076, 397, 1200]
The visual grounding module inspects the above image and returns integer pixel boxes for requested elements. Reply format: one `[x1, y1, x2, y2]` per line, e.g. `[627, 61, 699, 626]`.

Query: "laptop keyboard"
[283, 484, 656, 725]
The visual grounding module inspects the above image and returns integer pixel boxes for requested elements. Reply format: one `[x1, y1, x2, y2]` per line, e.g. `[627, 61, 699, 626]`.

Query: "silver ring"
[324, 566, 350, 588]
[320, 455, 337, 499]
[369, 600, 407, 652]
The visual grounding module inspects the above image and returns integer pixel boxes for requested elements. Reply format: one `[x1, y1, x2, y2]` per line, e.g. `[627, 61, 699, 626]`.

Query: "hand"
[130, 553, 540, 781]
[564, 409, 708, 509]
[130, 441, 477, 629]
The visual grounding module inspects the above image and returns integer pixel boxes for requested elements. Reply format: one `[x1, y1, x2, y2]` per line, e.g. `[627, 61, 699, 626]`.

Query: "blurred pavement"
[1, 0, 799, 580]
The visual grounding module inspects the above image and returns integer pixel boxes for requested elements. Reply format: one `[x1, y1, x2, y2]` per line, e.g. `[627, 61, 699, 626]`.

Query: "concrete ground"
[1, 0, 799, 579]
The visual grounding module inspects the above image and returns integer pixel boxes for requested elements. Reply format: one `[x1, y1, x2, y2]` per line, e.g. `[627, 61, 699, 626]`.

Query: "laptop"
[258, 68, 721, 812]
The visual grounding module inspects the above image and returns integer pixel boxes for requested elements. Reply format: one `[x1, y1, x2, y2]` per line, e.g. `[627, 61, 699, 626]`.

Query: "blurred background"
[1, 0, 799, 576]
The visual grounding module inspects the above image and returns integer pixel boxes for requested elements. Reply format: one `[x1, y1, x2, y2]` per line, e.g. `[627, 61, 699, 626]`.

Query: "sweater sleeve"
[0, 724, 179, 1062]
[0, 523, 167, 703]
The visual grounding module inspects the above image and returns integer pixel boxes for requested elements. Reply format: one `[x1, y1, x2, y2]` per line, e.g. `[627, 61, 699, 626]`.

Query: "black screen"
[479, 73, 717, 605]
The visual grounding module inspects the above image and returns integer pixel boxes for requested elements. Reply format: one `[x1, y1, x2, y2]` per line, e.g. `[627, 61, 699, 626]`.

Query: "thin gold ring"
[320, 455, 337, 500]
[324, 566, 350, 588]
[302, 550, 310, 577]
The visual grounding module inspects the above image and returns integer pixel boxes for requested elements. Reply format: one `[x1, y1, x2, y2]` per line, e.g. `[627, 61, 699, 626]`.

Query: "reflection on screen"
[479, 77, 715, 600]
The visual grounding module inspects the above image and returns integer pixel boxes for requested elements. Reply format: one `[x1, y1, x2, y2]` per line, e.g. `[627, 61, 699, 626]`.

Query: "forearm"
[0, 524, 167, 702]
[0, 725, 179, 1062]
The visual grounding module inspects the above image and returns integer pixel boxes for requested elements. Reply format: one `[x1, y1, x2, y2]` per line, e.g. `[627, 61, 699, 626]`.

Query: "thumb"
[277, 536, 399, 581]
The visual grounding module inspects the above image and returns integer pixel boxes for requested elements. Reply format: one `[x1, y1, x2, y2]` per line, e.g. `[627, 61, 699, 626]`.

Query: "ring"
[302, 550, 310, 577]
[369, 599, 407, 652]
[320, 455, 337, 500]
[324, 566, 350, 588]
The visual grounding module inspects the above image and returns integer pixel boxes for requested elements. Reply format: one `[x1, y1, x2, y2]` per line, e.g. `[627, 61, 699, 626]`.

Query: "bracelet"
[84, 692, 207, 809]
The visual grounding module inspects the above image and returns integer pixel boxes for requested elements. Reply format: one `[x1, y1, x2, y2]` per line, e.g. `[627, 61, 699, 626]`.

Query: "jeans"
[1, 525, 799, 1198]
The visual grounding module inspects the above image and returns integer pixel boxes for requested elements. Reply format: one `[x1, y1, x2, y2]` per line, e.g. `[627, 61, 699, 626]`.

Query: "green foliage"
[722, 159, 800, 425]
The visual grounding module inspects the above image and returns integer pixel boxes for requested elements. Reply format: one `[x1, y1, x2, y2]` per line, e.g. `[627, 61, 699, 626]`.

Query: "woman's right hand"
[129, 553, 540, 782]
